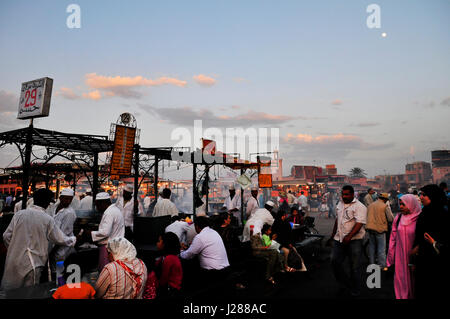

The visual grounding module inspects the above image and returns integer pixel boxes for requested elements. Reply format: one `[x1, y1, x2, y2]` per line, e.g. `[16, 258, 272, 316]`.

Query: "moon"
[381, 32, 387, 38]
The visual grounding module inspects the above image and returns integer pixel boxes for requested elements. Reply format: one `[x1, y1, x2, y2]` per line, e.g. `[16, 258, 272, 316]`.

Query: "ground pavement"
[235, 209, 395, 299]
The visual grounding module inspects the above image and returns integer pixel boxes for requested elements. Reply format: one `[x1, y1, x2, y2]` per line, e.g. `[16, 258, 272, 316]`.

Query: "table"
[3, 282, 56, 299]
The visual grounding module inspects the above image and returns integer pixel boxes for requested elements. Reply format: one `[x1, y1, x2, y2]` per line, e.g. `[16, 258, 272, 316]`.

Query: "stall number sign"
[111, 125, 136, 176]
[258, 173, 273, 188]
[18, 77, 53, 119]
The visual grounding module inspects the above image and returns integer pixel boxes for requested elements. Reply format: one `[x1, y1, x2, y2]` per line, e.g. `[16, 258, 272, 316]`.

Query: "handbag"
[142, 271, 159, 299]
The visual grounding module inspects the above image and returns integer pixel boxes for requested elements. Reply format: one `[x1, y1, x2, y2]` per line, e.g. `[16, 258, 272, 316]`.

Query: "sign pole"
[21, 119, 33, 209]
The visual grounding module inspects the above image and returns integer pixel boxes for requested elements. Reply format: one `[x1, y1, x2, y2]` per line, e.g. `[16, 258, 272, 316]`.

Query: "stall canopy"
[0, 125, 115, 209]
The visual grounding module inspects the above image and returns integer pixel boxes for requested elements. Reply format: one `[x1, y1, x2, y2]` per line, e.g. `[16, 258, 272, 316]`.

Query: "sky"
[0, 0, 449, 179]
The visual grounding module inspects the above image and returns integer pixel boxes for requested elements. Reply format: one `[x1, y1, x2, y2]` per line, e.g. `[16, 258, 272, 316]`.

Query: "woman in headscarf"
[410, 184, 449, 299]
[95, 237, 147, 299]
[386, 194, 421, 299]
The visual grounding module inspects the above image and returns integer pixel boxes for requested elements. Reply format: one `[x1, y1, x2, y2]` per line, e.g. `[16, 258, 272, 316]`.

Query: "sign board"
[202, 138, 216, 155]
[258, 173, 273, 188]
[18, 77, 53, 119]
[110, 125, 136, 176]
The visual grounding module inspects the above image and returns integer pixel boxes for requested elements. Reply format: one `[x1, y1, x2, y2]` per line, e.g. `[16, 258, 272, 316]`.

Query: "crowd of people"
[0, 181, 448, 299]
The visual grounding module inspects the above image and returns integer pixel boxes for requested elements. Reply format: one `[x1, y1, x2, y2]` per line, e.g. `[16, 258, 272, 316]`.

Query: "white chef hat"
[124, 184, 134, 193]
[95, 192, 111, 200]
[265, 200, 275, 207]
[60, 188, 74, 197]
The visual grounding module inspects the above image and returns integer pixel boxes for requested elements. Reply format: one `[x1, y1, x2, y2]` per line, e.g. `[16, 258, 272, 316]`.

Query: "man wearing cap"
[223, 185, 241, 225]
[242, 201, 275, 242]
[115, 184, 144, 241]
[365, 192, 394, 271]
[50, 188, 78, 265]
[79, 189, 93, 211]
[83, 192, 125, 271]
[363, 188, 376, 207]
[246, 187, 260, 220]
[1, 188, 76, 291]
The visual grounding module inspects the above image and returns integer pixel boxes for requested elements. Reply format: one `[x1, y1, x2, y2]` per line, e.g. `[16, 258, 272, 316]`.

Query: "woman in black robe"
[411, 184, 449, 299]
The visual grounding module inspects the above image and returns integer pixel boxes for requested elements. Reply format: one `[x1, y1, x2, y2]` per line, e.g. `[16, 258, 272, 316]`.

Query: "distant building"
[405, 161, 432, 188]
[325, 164, 337, 175]
[376, 174, 408, 192]
[432, 150, 450, 184]
[290, 165, 323, 182]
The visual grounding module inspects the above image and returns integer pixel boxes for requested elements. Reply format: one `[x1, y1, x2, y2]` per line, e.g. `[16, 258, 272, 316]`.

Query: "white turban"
[95, 192, 110, 200]
[107, 237, 137, 262]
[124, 184, 134, 193]
[60, 188, 74, 197]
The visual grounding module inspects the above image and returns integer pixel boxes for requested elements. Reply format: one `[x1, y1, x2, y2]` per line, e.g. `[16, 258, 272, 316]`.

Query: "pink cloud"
[84, 73, 187, 98]
[193, 74, 217, 87]
[82, 90, 102, 101]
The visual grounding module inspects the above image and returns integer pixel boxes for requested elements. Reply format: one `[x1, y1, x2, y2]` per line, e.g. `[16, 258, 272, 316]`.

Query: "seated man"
[180, 217, 230, 290]
[165, 215, 191, 245]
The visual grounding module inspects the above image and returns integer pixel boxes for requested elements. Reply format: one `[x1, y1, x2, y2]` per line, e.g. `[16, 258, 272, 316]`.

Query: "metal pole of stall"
[92, 152, 99, 211]
[154, 157, 159, 202]
[133, 144, 140, 216]
[205, 165, 209, 215]
[193, 163, 197, 216]
[240, 168, 244, 227]
[21, 119, 33, 209]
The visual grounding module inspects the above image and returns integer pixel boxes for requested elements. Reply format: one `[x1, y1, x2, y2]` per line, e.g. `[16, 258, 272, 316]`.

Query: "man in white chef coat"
[245, 186, 260, 220]
[50, 188, 78, 266]
[83, 192, 125, 271]
[1, 188, 76, 291]
[115, 184, 143, 241]
[223, 185, 242, 225]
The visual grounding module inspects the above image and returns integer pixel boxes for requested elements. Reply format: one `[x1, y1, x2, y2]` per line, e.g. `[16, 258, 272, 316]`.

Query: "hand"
[410, 246, 419, 257]
[424, 233, 435, 245]
[342, 235, 352, 245]
[272, 234, 278, 240]
[180, 243, 188, 250]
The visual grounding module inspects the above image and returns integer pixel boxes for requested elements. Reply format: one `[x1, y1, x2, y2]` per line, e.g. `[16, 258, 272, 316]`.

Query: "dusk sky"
[1, 0, 449, 179]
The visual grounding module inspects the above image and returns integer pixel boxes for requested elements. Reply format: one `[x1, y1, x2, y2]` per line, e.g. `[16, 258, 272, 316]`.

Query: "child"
[144, 232, 183, 299]
[319, 200, 329, 218]
[52, 254, 96, 299]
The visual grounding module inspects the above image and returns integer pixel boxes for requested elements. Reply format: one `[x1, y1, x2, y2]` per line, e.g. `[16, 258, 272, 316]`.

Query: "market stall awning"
[0, 126, 114, 153]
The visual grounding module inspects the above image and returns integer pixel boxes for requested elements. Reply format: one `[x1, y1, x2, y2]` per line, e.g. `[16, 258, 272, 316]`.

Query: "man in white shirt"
[180, 216, 229, 269]
[115, 184, 144, 240]
[50, 188, 78, 265]
[330, 185, 367, 297]
[143, 194, 152, 211]
[79, 189, 93, 210]
[245, 187, 260, 220]
[83, 192, 125, 271]
[223, 185, 241, 225]
[297, 191, 309, 216]
[1, 188, 76, 291]
[152, 188, 179, 217]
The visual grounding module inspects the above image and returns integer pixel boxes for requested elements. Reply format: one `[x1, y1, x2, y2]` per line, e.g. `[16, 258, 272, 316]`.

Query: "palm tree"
[349, 167, 367, 178]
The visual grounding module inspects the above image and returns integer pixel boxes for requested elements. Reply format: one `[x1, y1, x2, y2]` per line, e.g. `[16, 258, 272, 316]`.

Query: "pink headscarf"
[398, 194, 421, 226]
